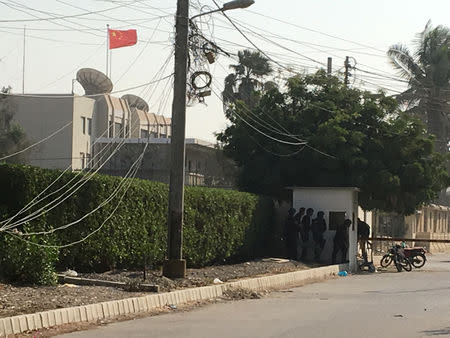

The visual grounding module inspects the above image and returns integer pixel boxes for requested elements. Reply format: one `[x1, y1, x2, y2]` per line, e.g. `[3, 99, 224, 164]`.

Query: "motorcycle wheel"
[400, 257, 412, 272]
[412, 254, 426, 268]
[380, 254, 392, 268]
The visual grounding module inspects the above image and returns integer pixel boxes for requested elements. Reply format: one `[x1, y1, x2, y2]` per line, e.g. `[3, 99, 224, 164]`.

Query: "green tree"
[222, 49, 273, 113]
[217, 70, 449, 215]
[0, 86, 28, 163]
[388, 21, 450, 153]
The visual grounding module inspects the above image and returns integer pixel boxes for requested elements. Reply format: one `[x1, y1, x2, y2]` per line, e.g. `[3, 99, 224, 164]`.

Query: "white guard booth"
[289, 187, 359, 272]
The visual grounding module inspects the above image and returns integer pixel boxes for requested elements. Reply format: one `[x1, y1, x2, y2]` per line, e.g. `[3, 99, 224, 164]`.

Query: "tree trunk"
[427, 91, 448, 154]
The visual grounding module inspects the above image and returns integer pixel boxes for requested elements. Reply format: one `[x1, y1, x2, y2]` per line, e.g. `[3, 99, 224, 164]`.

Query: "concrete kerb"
[0, 263, 347, 337]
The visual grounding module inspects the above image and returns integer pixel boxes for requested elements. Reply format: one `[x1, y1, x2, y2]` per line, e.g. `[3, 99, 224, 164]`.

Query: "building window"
[80, 152, 85, 169]
[81, 117, 86, 134]
[141, 129, 149, 138]
[108, 120, 113, 137]
[87, 118, 92, 135]
[159, 125, 166, 138]
[85, 153, 91, 168]
[115, 122, 122, 137]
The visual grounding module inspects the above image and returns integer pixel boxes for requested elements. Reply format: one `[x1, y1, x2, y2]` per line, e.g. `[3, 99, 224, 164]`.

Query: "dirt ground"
[1, 258, 317, 319]
[0, 284, 146, 319]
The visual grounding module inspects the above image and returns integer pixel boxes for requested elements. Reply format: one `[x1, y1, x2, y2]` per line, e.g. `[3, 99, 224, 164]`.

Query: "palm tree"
[222, 50, 273, 112]
[388, 21, 450, 153]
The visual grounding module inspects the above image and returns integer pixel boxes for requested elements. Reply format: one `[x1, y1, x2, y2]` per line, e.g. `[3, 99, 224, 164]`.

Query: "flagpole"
[106, 24, 109, 77]
[22, 25, 26, 94]
[109, 50, 112, 81]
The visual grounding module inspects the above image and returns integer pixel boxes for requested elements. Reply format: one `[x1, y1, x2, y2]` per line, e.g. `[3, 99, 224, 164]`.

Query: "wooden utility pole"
[163, 0, 189, 278]
[344, 56, 350, 86]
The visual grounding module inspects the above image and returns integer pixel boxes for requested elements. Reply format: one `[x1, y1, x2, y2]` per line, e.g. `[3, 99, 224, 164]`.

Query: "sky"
[1, 0, 449, 142]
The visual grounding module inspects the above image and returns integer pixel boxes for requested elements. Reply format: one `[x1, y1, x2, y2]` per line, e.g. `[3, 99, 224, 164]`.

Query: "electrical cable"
[1, 0, 106, 39]
[1, 122, 141, 230]
[2, 74, 174, 98]
[17, 142, 149, 236]
[0, 123, 115, 228]
[210, 83, 306, 146]
[0, 122, 131, 230]
[114, 18, 163, 85]
[139, 48, 174, 101]
[245, 8, 387, 54]
[54, 0, 175, 40]
[5, 143, 147, 248]
[248, 132, 306, 157]
[33, 42, 106, 92]
[212, 83, 338, 158]
[0, 28, 102, 46]
[211, 0, 310, 76]
[214, 15, 327, 67]
[0, 0, 141, 22]
[214, 52, 308, 142]
[354, 67, 409, 84]
[0, 121, 73, 161]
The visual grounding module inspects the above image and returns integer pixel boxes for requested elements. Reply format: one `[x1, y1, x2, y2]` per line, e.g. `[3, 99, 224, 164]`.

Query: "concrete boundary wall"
[0, 264, 347, 337]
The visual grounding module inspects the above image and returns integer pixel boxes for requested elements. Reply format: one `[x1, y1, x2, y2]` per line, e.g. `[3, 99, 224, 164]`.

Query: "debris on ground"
[78, 258, 315, 293]
[0, 284, 145, 319]
[222, 287, 264, 300]
[1, 258, 316, 318]
[59, 284, 79, 288]
[213, 278, 223, 284]
[261, 258, 290, 263]
[63, 269, 78, 277]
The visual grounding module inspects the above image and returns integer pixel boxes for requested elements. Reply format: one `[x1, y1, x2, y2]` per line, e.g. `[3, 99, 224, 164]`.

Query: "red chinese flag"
[108, 29, 137, 49]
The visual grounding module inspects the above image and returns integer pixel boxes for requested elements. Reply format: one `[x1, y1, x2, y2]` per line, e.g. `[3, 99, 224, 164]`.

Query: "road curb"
[0, 263, 348, 337]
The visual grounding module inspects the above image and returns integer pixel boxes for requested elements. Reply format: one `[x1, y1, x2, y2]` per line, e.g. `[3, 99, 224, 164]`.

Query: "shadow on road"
[421, 327, 450, 336]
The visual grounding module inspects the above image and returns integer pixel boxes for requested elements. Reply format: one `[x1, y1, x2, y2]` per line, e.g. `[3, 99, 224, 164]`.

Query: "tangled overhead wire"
[187, 15, 229, 106]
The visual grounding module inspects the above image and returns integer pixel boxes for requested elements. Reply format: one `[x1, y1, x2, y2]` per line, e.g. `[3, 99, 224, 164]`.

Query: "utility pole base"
[162, 259, 186, 278]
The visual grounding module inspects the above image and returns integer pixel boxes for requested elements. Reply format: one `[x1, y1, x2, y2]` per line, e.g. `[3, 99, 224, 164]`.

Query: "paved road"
[61, 253, 450, 338]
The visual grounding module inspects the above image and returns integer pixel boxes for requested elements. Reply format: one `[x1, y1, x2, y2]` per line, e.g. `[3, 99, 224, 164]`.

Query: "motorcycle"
[380, 243, 417, 272]
[381, 242, 427, 269]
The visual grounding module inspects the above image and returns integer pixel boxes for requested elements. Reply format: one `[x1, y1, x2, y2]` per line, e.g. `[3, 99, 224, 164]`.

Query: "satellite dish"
[121, 94, 149, 112]
[76, 68, 113, 95]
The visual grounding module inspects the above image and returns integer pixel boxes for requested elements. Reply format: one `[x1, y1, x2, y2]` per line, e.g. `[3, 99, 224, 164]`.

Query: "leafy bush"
[0, 235, 58, 285]
[0, 164, 277, 284]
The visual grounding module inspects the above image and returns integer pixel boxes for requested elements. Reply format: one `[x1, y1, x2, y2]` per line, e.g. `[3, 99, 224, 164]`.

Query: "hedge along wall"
[0, 164, 277, 284]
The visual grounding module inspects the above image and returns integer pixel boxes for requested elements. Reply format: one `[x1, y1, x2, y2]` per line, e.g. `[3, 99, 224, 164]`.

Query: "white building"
[4, 69, 172, 171]
[2, 68, 236, 187]
[290, 187, 359, 272]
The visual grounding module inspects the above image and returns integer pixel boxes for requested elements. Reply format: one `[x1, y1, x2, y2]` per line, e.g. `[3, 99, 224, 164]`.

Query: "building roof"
[147, 112, 158, 125]
[136, 109, 149, 125]
[154, 114, 166, 125]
